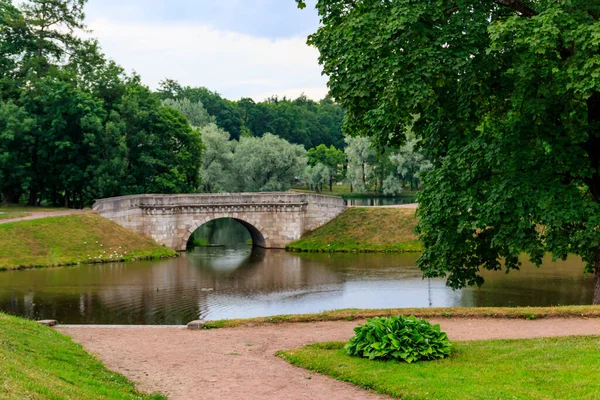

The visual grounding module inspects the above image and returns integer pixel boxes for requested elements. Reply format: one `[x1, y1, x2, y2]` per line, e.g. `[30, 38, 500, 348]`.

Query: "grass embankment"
[278, 337, 600, 399]
[0, 313, 164, 399]
[0, 214, 176, 270]
[201, 305, 600, 329]
[286, 207, 422, 252]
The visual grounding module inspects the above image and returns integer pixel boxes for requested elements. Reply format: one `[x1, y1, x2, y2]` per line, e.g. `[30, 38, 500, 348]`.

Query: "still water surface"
[0, 247, 594, 325]
[343, 196, 416, 207]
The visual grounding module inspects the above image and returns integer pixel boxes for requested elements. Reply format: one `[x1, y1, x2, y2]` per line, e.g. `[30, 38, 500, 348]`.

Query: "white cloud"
[87, 18, 328, 102]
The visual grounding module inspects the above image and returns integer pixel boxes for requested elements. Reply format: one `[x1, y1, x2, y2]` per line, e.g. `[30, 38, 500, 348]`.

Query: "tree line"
[0, 0, 428, 207]
[0, 0, 202, 207]
[0, 0, 353, 207]
[156, 80, 345, 149]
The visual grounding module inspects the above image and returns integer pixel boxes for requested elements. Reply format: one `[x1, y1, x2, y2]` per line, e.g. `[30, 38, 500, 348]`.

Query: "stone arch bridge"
[93, 192, 347, 251]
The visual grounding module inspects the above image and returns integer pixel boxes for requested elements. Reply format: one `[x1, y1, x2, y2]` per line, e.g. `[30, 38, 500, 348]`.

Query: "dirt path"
[59, 318, 600, 400]
[0, 209, 93, 224]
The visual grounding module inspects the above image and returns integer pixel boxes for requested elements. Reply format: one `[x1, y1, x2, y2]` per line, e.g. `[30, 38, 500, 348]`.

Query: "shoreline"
[25, 305, 600, 330]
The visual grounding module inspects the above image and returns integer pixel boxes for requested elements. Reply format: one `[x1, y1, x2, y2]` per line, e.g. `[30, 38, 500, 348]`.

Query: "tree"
[157, 80, 346, 150]
[298, 0, 600, 303]
[0, 100, 34, 204]
[157, 81, 242, 140]
[0, 1, 205, 206]
[231, 133, 307, 192]
[118, 80, 203, 195]
[307, 144, 345, 191]
[387, 132, 432, 192]
[20, 0, 86, 70]
[200, 123, 235, 193]
[304, 163, 330, 192]
[344, 136, 375, 192]
[162, 98, 215, 128]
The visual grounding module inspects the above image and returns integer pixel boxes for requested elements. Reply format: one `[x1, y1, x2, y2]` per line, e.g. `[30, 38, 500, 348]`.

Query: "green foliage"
[0, 2, 204, 206]
[200, 123, 235, 193]
[300, 0, 600, 302]
[304, 163, 330, 192]
[231, 133, 307, 192]
[307, 144, 345, 191]
[386, 131, 431, 192]
[344, 136, 376, 192]
[159, 80, 346, 149]
[345, 316, 452, 363]
[162, 98, 215, 128]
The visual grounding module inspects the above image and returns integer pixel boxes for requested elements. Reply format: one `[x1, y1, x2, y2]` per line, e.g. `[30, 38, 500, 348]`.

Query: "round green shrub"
[345, 315, 452, 363]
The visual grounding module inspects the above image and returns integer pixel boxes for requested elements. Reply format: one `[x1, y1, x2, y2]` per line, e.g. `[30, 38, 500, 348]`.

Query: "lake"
[0, 247, 593, 325]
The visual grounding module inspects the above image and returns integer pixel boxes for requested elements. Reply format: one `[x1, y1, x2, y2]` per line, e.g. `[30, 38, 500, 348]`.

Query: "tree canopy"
[299, 0, 600, 302]
[307, 144, 345, 191]
[158, 80, 346, 150]
[0, 0, 203, 206]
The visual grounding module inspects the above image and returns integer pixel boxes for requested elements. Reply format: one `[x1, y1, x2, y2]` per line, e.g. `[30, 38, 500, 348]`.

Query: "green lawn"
[287, 207, 423, 252]
[0, 214, 176, 270]
[279, 337, 600, 399]
[0, 313, 164, 399]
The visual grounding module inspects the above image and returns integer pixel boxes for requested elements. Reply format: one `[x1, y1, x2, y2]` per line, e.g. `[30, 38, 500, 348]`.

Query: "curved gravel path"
[59, 317, 600, 400]
[0, 209, 92, 224]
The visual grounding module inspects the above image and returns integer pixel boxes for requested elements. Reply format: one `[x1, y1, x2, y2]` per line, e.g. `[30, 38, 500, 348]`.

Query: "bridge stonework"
[93, 192, 347, 251]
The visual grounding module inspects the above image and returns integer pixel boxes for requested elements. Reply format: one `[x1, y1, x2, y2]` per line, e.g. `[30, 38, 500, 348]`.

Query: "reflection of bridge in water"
[93, 192, 347, 251]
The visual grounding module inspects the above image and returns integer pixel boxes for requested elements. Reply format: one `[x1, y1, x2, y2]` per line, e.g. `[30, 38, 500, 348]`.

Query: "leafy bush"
[345, 315, 452, 363]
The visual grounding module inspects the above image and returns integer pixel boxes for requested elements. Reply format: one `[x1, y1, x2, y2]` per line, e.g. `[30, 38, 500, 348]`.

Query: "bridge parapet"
[93, 192, 346, 250]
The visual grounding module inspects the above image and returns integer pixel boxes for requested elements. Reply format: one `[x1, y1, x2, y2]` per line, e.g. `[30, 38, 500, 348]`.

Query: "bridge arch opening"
[185, 218, 266, 250]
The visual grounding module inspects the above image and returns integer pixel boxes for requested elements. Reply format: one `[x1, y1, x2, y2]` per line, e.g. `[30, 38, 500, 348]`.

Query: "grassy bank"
[0, 214, 176, 270]
[278, 336, 600, 399]
[286, 207, 422, 252]
[0, 313, 164, 399]
[200, 305, 600, 329]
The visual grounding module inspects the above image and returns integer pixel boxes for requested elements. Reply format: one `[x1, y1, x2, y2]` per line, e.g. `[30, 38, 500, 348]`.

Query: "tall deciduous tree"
[20, 0, 86, 68]
[298, 0, 600, 303]
[200, 123, 235, 193]
[162, 98, 215, 128]
[387, 132, 432, 192]
[307, 144, 345, 191]
[344, 136, 375, 192]
[232, 133, 307, 192]
[305, 163, 330, 192]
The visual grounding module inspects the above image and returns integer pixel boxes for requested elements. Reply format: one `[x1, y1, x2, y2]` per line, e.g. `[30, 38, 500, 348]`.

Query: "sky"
[84, 0, 327, 101]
